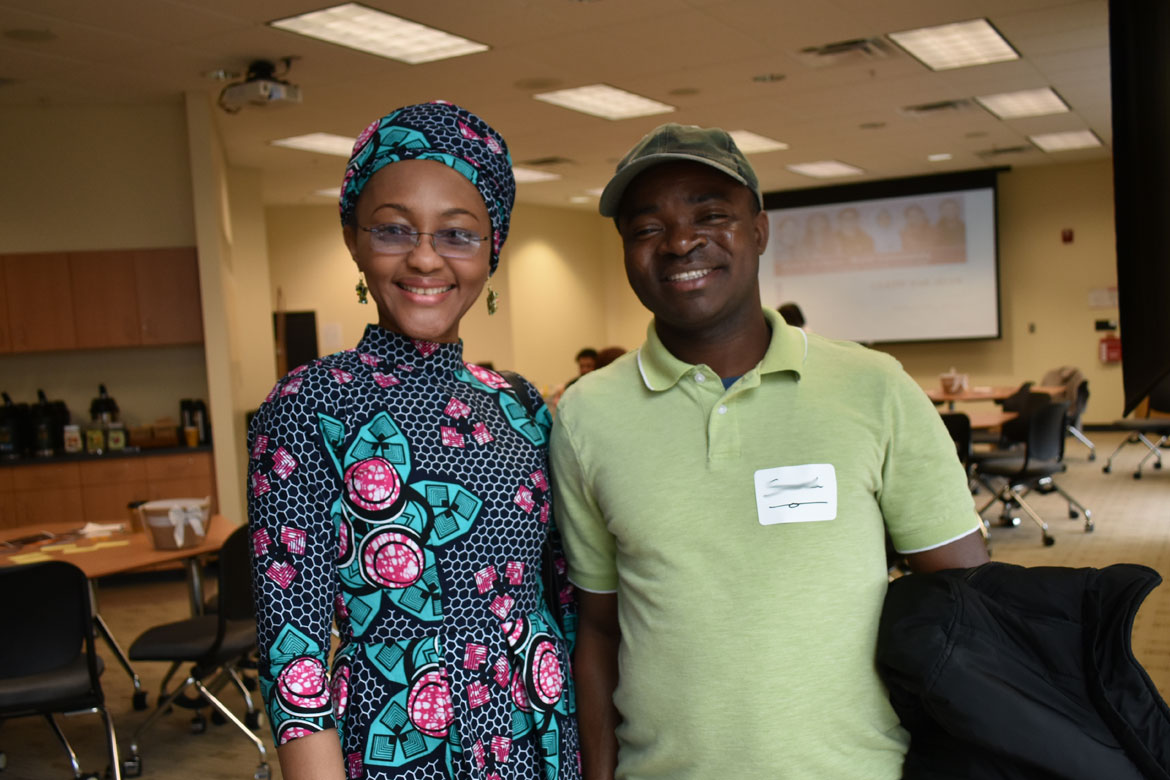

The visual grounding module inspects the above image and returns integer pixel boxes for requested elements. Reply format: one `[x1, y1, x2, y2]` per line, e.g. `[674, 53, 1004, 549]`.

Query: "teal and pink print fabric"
[247, 324, 579, 780]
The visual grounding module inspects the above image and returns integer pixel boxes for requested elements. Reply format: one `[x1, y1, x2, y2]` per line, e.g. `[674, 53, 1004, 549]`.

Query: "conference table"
[0, 515, 236, 706]
[926, 384, 1065, 409]
[965, 410, 1019, 430]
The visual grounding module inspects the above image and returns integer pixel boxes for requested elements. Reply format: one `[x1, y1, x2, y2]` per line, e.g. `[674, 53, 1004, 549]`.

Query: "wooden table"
[926, 384, 1065, 408]
[0, 515, 236, 705]
[966, 410, 1019, 430]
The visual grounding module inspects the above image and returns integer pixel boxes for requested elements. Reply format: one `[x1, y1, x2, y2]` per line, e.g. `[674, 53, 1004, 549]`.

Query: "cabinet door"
[0, 468, 15, 528]
[3, 253, 76, 352]
[134, 248, 203, 345]
[0, 265, 10, 352]
[69, 251, 141, 348]
[9, 462, 84, 527]
[79, 458, 149, 527]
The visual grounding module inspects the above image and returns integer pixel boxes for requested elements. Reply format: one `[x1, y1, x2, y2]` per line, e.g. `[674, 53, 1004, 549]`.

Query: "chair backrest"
[1000, 381, 1035, 413]
[0, 561, 92, 679]
[1070, 380, 1090, 425]
[1001, 391, 1050, 445]
[217, 524, 255, 623]
[1026, 400, 1070, 463]
[940, 412, 972, 467]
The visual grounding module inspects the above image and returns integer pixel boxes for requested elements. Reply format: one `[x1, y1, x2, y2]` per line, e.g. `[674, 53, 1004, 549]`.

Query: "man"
[550, 124, 988, 780]
[576, 347, 599, 376]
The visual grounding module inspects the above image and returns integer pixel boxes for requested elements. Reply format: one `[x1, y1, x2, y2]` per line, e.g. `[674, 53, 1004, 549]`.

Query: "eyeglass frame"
[357, 225, 490, 259]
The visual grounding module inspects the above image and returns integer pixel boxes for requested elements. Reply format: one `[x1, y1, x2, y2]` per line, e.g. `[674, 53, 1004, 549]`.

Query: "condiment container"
[63, 424, 83, 454]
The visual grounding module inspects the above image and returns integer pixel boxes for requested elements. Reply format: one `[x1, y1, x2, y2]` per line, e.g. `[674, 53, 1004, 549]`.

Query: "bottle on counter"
[63, 424, 83, 454]
[107, 422, 126, 452]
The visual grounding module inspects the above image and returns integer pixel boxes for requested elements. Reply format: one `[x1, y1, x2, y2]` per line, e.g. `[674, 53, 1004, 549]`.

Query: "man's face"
[577, 356, 596, 375]
[616, 161, 768, 338]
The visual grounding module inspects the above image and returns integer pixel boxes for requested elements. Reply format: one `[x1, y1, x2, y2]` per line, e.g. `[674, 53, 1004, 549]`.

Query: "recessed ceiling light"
[787, 161, 865, 178]
[569, 195, 591, 204]
[533, 84, 675, 120]
[585, 187, 605, 196]
[271, 133, 354, 157]
[928, 153, 953, 162]
[513, 167, 562, 183]
[888, 18, 1018, 71]
[1029, 130, 1101, 152]
[314, 187, 341, 198]
[976, 87, 1069, 119]
[270, 3, 488, 64]
[729, 130, 789, 154]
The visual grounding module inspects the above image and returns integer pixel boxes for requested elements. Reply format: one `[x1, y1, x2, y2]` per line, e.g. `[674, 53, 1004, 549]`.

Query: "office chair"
[1103, 374, 1170, 479]
[121, 525, 269, 780]
[973, 399, 1093, 546]
[972, 381, 1033, 446]
[0, 561, 121, 780]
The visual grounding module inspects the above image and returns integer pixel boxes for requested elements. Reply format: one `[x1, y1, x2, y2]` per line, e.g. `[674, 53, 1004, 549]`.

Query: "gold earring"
[486, 283, 499, 316]
[356, 273, 368, 305]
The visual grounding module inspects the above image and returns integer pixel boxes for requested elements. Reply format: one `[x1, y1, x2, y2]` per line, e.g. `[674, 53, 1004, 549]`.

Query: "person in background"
[592, 347, 626, 370]
[547, 347, 599, 414]
[777, 301, 805, 329]
[248, 101, 579, 780]
[551, 122, 987, 780]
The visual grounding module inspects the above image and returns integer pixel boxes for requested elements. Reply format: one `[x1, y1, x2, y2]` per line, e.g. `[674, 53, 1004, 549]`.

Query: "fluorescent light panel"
[928, 153, 953, 162]
[787, 160, 864, 178]
[512, 167, 561, 183]
[272, 132, 354, 157]
[1030, 130, 1101, 152]
[976, 87, 1068, 119]
[729, 130, 789, 154]
[533, 84, 674, 120]
[314, 187, 341, 198]
[270, 3, 488, 65]
[888, 19, 1018, 71]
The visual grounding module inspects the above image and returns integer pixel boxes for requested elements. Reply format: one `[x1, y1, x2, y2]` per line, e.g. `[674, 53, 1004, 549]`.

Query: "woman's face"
[344, 159, 492, 343]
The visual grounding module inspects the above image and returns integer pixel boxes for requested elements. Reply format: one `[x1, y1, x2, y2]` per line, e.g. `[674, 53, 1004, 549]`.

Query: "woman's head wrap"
[339, 101, 516, 274]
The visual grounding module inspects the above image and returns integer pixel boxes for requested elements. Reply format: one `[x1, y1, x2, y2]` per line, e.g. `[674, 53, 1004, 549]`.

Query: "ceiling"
[0, 0, 1111, 210]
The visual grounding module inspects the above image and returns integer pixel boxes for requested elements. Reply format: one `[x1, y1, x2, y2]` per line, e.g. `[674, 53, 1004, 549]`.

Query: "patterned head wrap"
[340, 101, 516, 274]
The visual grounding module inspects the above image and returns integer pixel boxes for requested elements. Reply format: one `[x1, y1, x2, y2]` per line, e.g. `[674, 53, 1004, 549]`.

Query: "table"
[926, 384, 1065, 408]
[0, 515, 236, 706]
[966, 410, 1018, 430]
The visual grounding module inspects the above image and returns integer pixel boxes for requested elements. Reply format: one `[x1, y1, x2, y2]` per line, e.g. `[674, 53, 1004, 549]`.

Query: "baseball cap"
[599, 123, 762, 217]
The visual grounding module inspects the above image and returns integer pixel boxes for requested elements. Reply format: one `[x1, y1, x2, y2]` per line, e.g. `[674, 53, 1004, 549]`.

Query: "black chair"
[972, 381, 1032, 446]
[0, 561, 121, 780]
[122, 525, 269, 779]
[1104, 374, 1170, 479]
[940, 412, 973, 473]
[973, 399, 1093, 546]
[1040, 367, 1096, 460]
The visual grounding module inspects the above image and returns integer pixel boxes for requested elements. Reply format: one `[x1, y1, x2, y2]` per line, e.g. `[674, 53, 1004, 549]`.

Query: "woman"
[247, 102, 580, 780]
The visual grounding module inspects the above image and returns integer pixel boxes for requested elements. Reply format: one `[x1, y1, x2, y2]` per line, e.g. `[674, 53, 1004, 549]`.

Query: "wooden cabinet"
[69, 251, 141, 348]
[1, 450, 215, 531]
[135, 248, 203, 346]
[0, 247, 202, 353]
[0, 266, 10, 352]
[3, 253, 76, 352]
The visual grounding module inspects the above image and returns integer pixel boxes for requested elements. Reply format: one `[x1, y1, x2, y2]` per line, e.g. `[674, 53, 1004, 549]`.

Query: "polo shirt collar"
[636, 306, 807, 391]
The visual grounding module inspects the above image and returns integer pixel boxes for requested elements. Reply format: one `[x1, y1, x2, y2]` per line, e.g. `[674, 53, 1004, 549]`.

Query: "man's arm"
[904, 528, 989, 573]
[575, 591, 621, 780]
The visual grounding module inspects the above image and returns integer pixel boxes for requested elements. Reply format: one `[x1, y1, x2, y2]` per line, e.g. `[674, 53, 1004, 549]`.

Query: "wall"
[264, 202, 621, 394]
[0, 102, 208, 429]
[879, 160, 1121, 423]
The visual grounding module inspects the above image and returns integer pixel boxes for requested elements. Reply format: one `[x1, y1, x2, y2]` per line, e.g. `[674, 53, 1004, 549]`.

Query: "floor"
[1, 431, 1167, 779]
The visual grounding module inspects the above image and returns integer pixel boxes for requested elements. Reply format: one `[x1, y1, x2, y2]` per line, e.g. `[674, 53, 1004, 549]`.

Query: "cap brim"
[598, 152, 754, 218]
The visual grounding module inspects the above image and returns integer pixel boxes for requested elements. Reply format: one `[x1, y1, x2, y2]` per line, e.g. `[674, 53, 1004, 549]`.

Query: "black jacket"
[877, 562, 1170, 780]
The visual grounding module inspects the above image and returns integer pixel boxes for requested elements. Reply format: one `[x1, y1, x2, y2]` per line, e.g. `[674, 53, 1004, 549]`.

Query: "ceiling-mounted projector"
[218, 58, 302, 113]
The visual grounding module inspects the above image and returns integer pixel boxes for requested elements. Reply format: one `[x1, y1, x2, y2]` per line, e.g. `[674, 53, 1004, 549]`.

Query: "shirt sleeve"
[878, 365, 983, 553]
[549, 402, 619, 593]
[247, 373, 339, 745]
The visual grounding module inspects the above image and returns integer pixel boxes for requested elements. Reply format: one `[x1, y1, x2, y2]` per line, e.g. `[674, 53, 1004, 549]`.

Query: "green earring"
[356, 273, 369, 305]
[487, 283, 499, 315]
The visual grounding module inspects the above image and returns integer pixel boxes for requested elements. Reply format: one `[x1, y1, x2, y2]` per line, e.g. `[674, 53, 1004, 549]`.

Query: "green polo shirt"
[550, 307, 980, 780]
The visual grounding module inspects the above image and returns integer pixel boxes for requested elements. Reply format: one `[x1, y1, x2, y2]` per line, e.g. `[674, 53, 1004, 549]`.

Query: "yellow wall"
[0, 102, 209, 430]
[879, 159, 1121, 422]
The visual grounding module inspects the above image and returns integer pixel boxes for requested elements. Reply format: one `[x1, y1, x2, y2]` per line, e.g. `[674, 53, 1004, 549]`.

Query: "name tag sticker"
[753, 463, 837, 525]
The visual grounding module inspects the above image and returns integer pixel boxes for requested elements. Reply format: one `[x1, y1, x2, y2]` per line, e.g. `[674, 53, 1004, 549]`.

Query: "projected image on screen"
[761, 186, 999, 344]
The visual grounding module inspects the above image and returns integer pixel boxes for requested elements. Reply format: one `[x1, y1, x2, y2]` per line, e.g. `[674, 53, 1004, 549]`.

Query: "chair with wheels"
[973, 399, 1093, 546]
[121, 524, 269, 780]
[972, 381, 1032, 447]
[0, 560, 122, 780]
[1103, 374, 1170, 479]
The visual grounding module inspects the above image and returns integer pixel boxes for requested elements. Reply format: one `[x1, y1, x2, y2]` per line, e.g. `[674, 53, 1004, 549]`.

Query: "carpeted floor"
[1, 431, 1167, 779]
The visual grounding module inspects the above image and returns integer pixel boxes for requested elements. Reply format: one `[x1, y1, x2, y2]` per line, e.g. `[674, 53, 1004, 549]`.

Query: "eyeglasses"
[359, 224, 489, 259]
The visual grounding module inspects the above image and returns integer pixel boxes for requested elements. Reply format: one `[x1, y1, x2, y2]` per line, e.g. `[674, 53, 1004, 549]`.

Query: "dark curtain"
[1109, 0, 1170, 415]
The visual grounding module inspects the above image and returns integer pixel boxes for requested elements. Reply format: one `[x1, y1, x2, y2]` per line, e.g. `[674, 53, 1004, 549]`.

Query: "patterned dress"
[247, 325, 580, 780]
